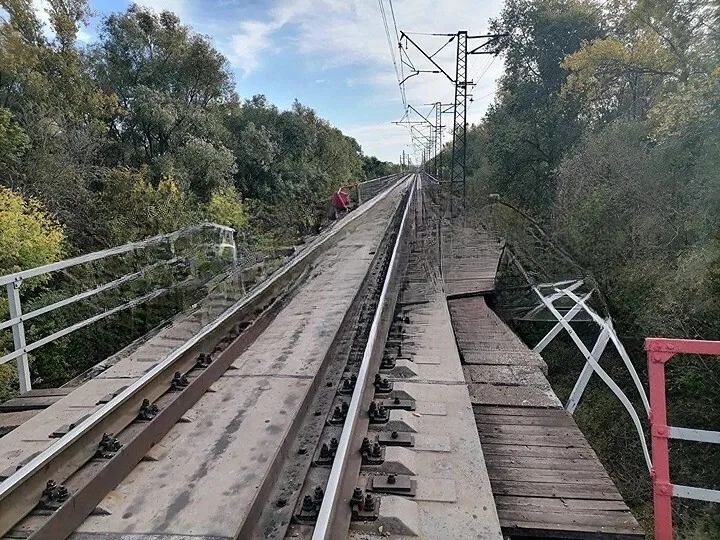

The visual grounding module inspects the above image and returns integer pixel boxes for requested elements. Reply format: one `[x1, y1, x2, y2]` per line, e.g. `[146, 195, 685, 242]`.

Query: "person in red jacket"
[331, 188, 351, 220]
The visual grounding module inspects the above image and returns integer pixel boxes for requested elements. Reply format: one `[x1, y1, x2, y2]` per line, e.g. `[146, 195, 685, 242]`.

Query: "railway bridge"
[0, 173, 716, 539]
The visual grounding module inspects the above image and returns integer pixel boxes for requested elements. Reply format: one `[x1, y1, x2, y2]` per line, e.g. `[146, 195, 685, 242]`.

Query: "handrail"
[0, 258, 179, 332]
[1, 223, 236, 392]
[0, 222, 231, 287]
[0, 173, 413, 538]
[646, 337, 720, 540]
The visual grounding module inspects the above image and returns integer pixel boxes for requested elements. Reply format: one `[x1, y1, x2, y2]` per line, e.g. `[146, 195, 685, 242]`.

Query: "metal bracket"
[338, 374, 357, 395]
[380, 395, 416, 411]
[328, 402, 349, 425]
[50, 414, 91, 438]
[380, 355, 397, 370]
[378, 431, 415, 447]
[350, 489, 379, 521]
[95, 433, 122, 459]
[373, 374, 393, 395]
[369, 474, 417, 496]
[295, 487, 324, 523]
[97, 386, 128, 405]
[136, 399, 159, 422]
[368, 401, 389, 424]
[38, 480, 69, 510]
[360, 437, 385, 465]
[315, 437, 339, 466]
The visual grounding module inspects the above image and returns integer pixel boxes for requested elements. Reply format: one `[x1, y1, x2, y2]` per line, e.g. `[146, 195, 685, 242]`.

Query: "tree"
[480, 0, 603, 215]
[0, 186, 63, 283]
[92, 6, 237, 201]
[562, 34, 677, 121]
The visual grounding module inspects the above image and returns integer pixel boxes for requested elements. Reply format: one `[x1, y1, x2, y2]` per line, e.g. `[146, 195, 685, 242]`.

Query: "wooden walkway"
[441, 225, 502, 297]
[442, 226, 643, 539]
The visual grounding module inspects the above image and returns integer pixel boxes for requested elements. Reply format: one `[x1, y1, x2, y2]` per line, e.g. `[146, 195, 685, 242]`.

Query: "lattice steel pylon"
[435, 101, 442, 178]
[449, 31, 468, 214]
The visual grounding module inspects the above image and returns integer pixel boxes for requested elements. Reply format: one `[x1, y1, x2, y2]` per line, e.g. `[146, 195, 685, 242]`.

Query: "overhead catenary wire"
[378, 0, 407, 108]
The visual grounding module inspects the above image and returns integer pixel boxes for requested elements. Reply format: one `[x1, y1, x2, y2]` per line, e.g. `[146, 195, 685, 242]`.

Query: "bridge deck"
[443, 227, 643, 539]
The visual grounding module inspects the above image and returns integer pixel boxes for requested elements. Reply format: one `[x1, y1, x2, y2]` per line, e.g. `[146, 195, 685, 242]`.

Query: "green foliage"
[562, 34, 678, 120]
[362, 155, 399, 179]
[482, 0, 604, 215]
[0, 186, 63, 282]
[0, 2, 392, 401]
[208, 186, 247, 233]
[98, 168, 196, 244]
[465, 0, 720, 535]
[0, 108, 29, 161]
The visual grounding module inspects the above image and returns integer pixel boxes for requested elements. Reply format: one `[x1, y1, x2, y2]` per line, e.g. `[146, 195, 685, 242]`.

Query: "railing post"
[566, 326, 609, 413]
[228, 230, 238, 268]
[647, 344, 673, 540]
[6, 279, 31, 393]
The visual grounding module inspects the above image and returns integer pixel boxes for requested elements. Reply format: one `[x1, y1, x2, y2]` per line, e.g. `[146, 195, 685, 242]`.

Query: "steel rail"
[313, 174, 417, 539]
[0, 174, 412, 537]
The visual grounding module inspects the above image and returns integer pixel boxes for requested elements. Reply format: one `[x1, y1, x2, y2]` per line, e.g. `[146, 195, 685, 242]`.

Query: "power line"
[378, 0, 407, 108]
[378, 0, 408, 112]
[388, 0, 400, 43]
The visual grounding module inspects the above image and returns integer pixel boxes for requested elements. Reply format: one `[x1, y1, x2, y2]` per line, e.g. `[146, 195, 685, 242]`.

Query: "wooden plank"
[468, 383, 562, 408]
[477, 423, 591, 438]
[495, 495, 630, 512]
[461, 352, 547, 370]
[475, 405, 568, 417]
[476, 413, 576, 428]
[0, 396, 62, 412]
[489, 480, 625, 501]
[498, 508, 640, 527]
[21, 388, 74, 398]
[487, 467, 618, 487]
[480, 443, 597, 460]
[479, 433, 593, 449]
[485, 456, 608, 473]
[498, 510, 643, 538]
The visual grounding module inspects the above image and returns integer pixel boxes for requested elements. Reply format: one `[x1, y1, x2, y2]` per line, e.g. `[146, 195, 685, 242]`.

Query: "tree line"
[0, 1, 397, 399]
[442, 0, 718, 535]
[0, 1, 398, 258]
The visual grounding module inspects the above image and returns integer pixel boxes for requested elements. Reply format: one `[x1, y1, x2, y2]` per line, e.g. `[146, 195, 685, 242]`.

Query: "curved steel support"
[533, 287, 653, 472]
[557, 287, 650, 416]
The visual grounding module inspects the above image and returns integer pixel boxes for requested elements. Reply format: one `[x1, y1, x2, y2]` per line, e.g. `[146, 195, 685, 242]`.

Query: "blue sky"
[44, 0, 505, 162]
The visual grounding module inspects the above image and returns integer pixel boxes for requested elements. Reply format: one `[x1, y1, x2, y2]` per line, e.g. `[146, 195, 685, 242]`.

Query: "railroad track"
[0, 173, 417, 540]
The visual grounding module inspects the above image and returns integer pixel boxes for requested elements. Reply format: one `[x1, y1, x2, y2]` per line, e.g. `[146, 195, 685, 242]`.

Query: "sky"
[37, 0, 506, 163]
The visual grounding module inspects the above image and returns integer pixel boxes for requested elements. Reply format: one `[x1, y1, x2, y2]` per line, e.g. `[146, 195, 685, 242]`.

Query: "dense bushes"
[0, 2, 394, 399]
[456, 0, 720, 535]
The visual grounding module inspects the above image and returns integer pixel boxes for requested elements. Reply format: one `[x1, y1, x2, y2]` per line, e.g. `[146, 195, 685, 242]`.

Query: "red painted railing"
[645, 337, 720, 540]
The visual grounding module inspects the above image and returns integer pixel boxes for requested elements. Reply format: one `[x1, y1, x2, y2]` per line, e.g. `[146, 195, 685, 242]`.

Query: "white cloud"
[76, 27, 93, 42]
[133, 0, 191, 21]
[229, 20, 276, 74]
[129, 0, 506, 161]
[344, 121, 415, 162]
[221, 0, 504, 159]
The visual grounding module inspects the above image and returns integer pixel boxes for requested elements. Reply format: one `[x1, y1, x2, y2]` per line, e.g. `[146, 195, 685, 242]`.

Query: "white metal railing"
[532, 280, 652, 472]
[1, 223, 236, 393]
[357, 173, 400, 204]
[0, 173, 412, 537]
